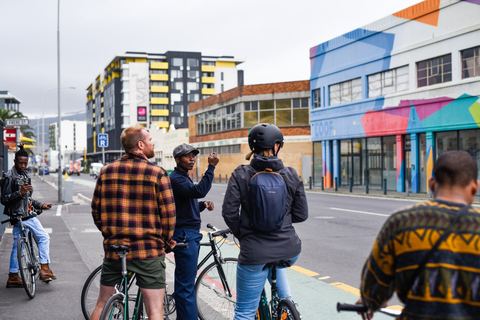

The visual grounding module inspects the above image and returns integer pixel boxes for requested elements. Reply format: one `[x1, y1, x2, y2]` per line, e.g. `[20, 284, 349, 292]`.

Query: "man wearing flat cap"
[169, 143, 219, 320]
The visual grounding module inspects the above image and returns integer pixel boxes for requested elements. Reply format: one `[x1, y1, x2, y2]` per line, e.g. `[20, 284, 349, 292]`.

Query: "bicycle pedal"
[41, 277, 53, 283]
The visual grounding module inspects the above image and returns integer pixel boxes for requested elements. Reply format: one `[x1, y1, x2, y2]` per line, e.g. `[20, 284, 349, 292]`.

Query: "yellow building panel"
[101, 97, 104, 103]
[135, 58, 147, 63]
[151, 86, 169, 93]
[151, 109, 169, 117]
[202, 88, 215, 95]
[112, 71, 119, 79]
[151, 97, 169, 105]
[202, 77, 215, 84]
[101, 107, 104, 113]
[150, 62, 169, 69]
[126, 58, 135, 64]
[216, 61, 236, 68]
[154, 121, 169, 128]
[201, 65, 215, 72]
[150, 74, 169, 81]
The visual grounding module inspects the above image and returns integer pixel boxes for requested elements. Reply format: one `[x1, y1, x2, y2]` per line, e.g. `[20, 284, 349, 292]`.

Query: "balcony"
[151, 86, 169, 93]
[151, 97, 169, 105]
[150, 74, 169, 81]
[151, 109, 169, 117]
[201, 65, 215, 73]
[150, 62, 169, 69]
[202, 77, 215, 84]
[202, 88, 215, 95]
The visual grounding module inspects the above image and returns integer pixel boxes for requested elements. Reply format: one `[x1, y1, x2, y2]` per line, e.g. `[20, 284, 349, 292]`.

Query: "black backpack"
[248, 168, 287, 232]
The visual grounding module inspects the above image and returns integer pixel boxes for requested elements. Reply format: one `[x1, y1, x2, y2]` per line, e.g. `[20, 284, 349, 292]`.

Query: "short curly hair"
[15, 144, 28, 160]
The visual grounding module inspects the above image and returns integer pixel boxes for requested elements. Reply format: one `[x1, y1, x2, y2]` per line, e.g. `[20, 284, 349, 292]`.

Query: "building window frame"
[462, 46, 480, 79]
[417, 54, 452, 88]
[368, 65, 409, 98]
[329, 78, 362, 106]
[312, 88, 321, 108]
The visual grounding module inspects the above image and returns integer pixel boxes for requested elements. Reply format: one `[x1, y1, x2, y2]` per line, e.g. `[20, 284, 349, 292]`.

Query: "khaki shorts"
[100, 255, 166, 289]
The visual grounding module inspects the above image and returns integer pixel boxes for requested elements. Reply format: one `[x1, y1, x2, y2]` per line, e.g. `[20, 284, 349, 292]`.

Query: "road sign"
[5, 119, 29, 126]
[4, 128, 16, 142]
[98, 133, 108, 148]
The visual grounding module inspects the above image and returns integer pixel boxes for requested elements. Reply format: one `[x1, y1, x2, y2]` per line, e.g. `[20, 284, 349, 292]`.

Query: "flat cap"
[173, 143, 199, 159]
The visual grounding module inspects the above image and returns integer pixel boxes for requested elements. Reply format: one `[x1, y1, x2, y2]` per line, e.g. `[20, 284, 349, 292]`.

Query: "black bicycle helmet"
[248, 123, 284, 151]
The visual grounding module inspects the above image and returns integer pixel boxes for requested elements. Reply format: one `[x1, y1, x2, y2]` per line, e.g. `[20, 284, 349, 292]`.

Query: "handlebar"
[1, 211, 41, 224]
[206, 223, 232, 238]
[337, 303, 401, 317]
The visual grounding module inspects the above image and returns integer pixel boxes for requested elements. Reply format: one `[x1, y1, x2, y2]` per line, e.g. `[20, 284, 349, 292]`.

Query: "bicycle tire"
[17, 237, 36, 299]
[164, 293, 176, 316]
[81, 265, 103, 319]
[276, 299, 301, 320]
[99, 293, 124, 320]
[29, 232, 40, 280]
[195, 257, 238, 320]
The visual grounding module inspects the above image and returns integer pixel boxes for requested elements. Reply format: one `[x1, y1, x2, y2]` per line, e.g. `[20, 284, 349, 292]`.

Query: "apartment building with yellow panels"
[85, 51, 244, 163]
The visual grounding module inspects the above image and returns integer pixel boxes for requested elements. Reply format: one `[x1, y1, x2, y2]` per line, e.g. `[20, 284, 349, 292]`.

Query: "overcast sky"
[1, 0, 423, 119]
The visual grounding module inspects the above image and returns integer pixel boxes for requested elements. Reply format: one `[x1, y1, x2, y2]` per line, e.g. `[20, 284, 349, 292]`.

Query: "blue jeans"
[173, 228, 203, 320]
[234, 254, 300, 320]
[10, 217, 50, 273]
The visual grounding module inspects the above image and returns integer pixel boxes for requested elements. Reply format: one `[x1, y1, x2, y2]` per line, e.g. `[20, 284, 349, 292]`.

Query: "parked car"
[39, 166, 49, 175]
[90, 162, 104, 179]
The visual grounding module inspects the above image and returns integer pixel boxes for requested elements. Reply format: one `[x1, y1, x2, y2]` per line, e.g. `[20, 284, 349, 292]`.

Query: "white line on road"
[315, 216, 334, 219]
[56, 205, 62, 216]
[330, 207, 390, 217]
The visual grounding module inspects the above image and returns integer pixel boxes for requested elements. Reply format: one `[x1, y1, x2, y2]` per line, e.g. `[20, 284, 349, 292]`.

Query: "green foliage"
[1, 109, 36, 156]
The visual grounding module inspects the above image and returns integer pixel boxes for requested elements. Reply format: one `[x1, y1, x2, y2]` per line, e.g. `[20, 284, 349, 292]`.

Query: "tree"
[0, 109, 36, 156]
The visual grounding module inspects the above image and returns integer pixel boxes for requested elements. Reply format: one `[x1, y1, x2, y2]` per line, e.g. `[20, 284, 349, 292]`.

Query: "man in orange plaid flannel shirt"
[90, 124, 176, 320]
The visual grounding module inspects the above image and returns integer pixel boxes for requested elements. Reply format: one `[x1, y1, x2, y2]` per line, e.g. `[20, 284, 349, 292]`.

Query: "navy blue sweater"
[169, 164, 215, 229]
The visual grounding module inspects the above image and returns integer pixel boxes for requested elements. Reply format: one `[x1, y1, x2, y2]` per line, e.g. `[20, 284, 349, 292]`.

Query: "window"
[462, 46, 480, 79]
[368, 66, 409, 97]
[150, 69, 167, 74]
[172, 58, 183, 67]
[188, 70, 199, 79]
[312, 89, 321, 108]
[188, 93, 199, 102]
[171, 93, 183, 103]
[417, 54, 452, 88]
[329, 78, 361, 106]
[221, 72, 224, 81]
[202, 61, 215, 66]
[150, 81, 167, 86]
[150, 93, 167, 98]
[187, 82, 199, 91]
[244, 101, 258, 111]
[172, 82, 183, 91]
[187, 58, 199, 67]
[171, 70, 183, 80]
[202, 72, 214, 77]
[293, 98, 309, 108]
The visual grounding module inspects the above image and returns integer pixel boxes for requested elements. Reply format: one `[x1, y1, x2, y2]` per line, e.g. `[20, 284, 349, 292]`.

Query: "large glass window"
[313, 142, 323, 187]
[436, 131, 457, 156]
[383, 136, 396, 190]
[187, 58, 199, 67]
[172, 58, 183, 67]
[187, 82, 199, 91]
[329, 78, 362, 106]
[340, 140, 352, 186]
[462, 46, 480, 79]
[417, 54, 452, 88]
[367, 137, 382, 187]
[419, 133, 427, 193]
[368, 66, 409, 97]
[171, 70, 183, 80]
[188, 70, 199, 79]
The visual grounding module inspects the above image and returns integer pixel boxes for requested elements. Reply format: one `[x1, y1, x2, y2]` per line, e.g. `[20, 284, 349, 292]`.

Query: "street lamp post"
[42, 86, 75, 181]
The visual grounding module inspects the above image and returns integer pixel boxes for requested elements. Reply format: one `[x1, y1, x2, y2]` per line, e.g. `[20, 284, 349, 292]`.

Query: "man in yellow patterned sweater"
[360, 151, 480, 320]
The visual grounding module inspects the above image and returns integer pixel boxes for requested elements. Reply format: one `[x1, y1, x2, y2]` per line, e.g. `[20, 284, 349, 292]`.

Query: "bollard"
[321, 176, 324, 191]
[219, 174, 222, 183]
[383, 179, 387, 195]
[225, 174, 228, 184]
[405, 180, 410, 197]
[366, 176, 369, 194]
[335, 177, 338, 192]
[349, 177, 353, 193]
[309, 177, 312, 190]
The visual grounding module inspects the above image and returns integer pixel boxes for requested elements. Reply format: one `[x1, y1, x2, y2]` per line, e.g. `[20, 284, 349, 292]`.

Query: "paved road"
[0, 173, 424, 319]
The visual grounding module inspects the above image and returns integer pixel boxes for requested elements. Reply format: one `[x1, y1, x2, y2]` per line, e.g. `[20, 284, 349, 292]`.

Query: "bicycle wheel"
[17, 237, 36, 299]
[164, 293, 176, 316]
[100, 293, 124, 320]
[276, 299, 301, 320]
[29, 233, 40, 280]
[81, 265, 103, 319]
[195, 257, 238, 320]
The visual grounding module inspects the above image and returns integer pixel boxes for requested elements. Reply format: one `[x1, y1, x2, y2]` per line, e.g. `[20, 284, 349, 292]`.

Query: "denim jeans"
[173, 228, 203, 320]
[233, 254, 300, 320]
[10, 217, 50, 273]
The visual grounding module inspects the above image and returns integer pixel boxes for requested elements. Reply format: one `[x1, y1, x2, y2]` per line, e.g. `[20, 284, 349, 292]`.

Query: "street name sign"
[5, 119, 29, 126]
[98, 133, 109, 148]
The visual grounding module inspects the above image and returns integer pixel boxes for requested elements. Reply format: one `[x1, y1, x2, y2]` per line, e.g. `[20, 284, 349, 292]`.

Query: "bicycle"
[255, 261, 302, 320]
[1, 210, 46, 299]
[99, 245, 146, 320]
[336, 302, 401, 317]
[81, 223, 237, 320]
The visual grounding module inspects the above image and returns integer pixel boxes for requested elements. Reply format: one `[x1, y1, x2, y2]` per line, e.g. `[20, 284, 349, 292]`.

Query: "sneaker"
[6, 273, 23, 288]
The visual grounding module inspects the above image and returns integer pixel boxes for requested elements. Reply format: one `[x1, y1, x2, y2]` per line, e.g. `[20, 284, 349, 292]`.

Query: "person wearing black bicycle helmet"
[222, 123, 308, 320]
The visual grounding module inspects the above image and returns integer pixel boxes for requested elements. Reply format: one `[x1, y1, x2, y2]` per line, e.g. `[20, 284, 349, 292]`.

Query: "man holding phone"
[1, 145, 54, 288]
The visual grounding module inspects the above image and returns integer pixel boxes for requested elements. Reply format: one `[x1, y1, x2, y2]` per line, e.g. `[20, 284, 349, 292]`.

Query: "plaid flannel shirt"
[91, 151, 176, 260]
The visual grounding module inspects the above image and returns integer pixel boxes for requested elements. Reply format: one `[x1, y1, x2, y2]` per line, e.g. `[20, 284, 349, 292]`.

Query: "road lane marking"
[315, 216, 334, 219]
[56, 205, 62, 216]
[318, 276, 330, 280]
[330, 282, 360, 296]
[330, 207, 389, 217]
[289, 265, 319, 277]
[83, 228, 100, 233]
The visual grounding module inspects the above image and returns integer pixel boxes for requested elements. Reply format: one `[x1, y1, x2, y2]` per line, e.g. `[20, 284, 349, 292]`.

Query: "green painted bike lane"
[194, 231, 395, 320]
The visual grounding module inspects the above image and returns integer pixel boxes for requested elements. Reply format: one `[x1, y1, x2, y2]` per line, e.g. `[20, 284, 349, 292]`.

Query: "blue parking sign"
[98, 134, 108, 148]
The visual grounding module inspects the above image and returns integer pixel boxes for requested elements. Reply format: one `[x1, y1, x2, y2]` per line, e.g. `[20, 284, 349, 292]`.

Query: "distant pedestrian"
[169, 143, 219, 320]
[90, 124, 176, 320]
[359, 151, 480, 320]
[1, 144, 54, 288]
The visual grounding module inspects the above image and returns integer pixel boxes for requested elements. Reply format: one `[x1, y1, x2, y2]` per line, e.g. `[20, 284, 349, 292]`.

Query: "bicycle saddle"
[263, 260, 292, 270]
[108, 245, 130, 254]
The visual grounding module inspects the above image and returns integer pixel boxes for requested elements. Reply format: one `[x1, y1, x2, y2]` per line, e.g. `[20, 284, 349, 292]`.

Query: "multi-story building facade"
[0, 91, 20, 111]
[189, 81, 312, 181]
[48, 120, 86, 167]
[310, 0, 480, 194]
[85, 51, 244, 163]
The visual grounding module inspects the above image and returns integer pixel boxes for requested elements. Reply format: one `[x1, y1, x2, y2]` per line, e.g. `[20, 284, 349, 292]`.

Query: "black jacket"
[222, 155, 308, 265]
[1, 166, 43, 218]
